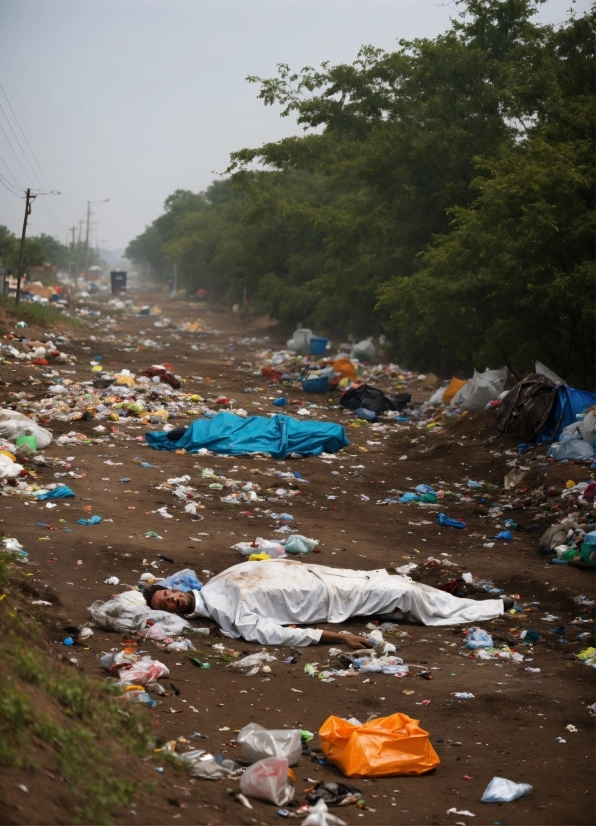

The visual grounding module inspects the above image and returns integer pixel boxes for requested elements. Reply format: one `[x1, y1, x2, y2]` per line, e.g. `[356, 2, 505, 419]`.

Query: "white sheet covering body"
[185, 559, 503, 646]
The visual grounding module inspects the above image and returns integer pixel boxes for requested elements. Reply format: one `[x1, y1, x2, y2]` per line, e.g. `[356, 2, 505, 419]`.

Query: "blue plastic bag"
[465, 627, 494, 649]
[158, 568, 202, 592]
[36, 485, 75, 500]
[494, 530, 514, 541]
[437, 513, 466, 529]
[77, 515, 102, 525]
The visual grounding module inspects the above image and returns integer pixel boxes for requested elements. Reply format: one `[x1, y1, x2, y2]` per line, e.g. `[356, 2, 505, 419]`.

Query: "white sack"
[0, 410, 52, 448]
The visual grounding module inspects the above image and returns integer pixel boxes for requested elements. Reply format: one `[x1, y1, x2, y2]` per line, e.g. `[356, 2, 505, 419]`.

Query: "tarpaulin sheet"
[535, 385, 596, 443]
[145, 411, 349, 458]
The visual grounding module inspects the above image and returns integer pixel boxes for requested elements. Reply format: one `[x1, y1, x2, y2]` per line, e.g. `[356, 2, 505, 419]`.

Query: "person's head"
[144, 584, 193, 613]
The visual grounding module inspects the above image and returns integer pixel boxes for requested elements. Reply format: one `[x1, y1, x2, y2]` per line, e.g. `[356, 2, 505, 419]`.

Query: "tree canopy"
[126, 0, 595, 388]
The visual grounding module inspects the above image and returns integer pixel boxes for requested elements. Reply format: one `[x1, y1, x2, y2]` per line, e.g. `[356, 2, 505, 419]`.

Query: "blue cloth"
[536, 385, 596, 444]
[145, 412, 349, 458]
[35, 485, 75, 500]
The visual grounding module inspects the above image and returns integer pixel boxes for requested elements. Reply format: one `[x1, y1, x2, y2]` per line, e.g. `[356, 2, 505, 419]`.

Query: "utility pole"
[82, 200, 91, 284]
[83, 198, 108, 284]
[16, 188, 36, 306]
[173, 261, 178, 295]
[70, 226, 76, 286]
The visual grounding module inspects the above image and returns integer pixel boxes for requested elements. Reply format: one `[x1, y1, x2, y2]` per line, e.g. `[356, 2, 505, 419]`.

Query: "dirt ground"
[1, 289, 594, 826]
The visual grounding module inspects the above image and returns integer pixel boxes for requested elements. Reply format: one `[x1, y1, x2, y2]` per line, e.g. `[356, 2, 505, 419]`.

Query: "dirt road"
[1, 289, 594, 825]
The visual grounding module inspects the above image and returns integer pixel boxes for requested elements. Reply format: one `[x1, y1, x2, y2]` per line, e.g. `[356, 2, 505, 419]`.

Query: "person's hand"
[342, 633, 374, 650]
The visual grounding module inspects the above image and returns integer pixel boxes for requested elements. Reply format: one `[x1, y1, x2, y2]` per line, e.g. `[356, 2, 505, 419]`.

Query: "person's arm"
[320, 630, 374, 649]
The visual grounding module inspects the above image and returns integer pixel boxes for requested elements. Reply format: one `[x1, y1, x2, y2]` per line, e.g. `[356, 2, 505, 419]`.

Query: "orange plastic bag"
[332, 359, 358, 382]
[442, 377, 467, 404]
[318, 713, 440, 777]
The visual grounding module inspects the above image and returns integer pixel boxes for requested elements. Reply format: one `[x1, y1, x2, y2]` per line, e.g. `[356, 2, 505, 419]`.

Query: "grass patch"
[0, 296, 87, 330]
[0, 553, 155, 824]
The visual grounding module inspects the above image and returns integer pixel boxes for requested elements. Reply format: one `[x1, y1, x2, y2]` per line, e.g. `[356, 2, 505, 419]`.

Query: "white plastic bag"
[88, 591, 191, 635]
[237, 723, 302, 766]
[229, 651, 277, 676]
[286, 328, 313, 355]
[239, 757, 294, 805]
[303, 800, 346, 826]
[232, 537, 286, 557]
[481, 776, 532, 803]
[350, 339, 375, 361]
[0, 453, 23, 479]
[451, 368, 507, 411]
[0, 409, 52, 448]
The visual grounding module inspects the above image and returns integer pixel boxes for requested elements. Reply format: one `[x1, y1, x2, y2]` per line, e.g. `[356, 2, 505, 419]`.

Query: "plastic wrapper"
[237, 723, 302, 766]
[239, 756, 294, 805]
[481, 776, 532, 803]
[319, 713, 440, 777]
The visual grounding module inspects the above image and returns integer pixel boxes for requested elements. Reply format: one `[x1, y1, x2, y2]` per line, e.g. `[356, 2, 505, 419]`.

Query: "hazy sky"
[0, 0, 589, 253]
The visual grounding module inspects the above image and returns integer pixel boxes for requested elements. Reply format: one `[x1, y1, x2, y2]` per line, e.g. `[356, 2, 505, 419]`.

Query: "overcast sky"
[0, 0, 589, 253]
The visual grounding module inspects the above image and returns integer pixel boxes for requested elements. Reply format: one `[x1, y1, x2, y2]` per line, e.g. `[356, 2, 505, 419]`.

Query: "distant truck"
[110, 271, 127, 294]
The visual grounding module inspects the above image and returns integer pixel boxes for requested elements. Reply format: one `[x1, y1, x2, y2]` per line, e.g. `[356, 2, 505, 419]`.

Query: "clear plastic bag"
[481, 776, 532, 803]
[118, 655, 169, 685]
[283, 535, 319, 554]
[237, 723, 302, 766]
[177, 749, 243, 779]
[239, 756, 294, 805]
[165, 638, 196, 652]
[465, 627, 494, 649]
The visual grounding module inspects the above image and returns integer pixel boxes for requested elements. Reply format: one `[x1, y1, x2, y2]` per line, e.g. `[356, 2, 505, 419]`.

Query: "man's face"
[151, 588, 193, 613]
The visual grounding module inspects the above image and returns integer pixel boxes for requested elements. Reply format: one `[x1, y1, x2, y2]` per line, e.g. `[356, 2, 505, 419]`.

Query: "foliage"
[0, 557, 153, 823]
[126, 0, 594, 386]
[0, 224, 45, 273]
[0, 295, 86, 330]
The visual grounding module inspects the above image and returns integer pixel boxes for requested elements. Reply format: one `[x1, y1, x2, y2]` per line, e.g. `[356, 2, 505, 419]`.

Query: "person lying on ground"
[143, 558, 510, 648]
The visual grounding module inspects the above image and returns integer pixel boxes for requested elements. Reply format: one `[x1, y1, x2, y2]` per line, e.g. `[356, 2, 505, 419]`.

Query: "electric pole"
[16, 188, 36, 306]
[82, 200, 91, 283]
[70, 225, 76, 286]
[173, 261, 178, 295]
[83, 198, 109, 283]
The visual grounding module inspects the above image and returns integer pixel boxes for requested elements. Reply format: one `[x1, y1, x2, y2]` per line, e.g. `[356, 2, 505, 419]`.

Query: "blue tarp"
[536, 385, 596, 443]
[145, 411, 349, 458]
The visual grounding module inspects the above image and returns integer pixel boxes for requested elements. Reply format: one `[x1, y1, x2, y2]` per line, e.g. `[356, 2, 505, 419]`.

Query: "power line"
[0, 117, 36, 186]
[0, 98, 43, 189]
[38, 195, 70, 232]
[0, 149, 25, 189]
[0, 83, 51, 187]
[0, 175, 24, 198]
